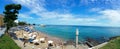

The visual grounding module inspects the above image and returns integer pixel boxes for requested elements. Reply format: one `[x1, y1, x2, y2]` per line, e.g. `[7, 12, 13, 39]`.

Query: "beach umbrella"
[48, 40, 54, 47]
[14, 32, 17, 33]
[29, 36, 32, 39]
[48, 40, 53, 44]
[28, 33, 33, 37]
[29, 30, 32, 33]
[32, 35, 36, 38]
[38, 48, 41, 49]
[23, 34, 28, 39]
[33, 39, 39, 43]
[32, 46, 35, 49]
[31, 37, 35, 39]
[23, 34, 27, 36]
[40, 38, 45, 43]
[88, 48, 92, 49]
[24, 27, 30, 32]
[33, 39, 39, 45]
[40, 38, 45, 41]
[30, 35, 36, 39]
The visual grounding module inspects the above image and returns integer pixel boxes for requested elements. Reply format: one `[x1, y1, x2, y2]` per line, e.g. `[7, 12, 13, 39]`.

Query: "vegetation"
[28, 23, 31, 26]
[3, 4, 21, 32]
[0, 34, 21, 49]
[33, 23, 36, 25]
[18, 21, 27, 26]
[100, 36, 120, 49]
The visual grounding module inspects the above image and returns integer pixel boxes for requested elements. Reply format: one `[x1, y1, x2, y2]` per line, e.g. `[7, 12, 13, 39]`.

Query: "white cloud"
[99, 9, 120, 24]
[11, 0, 120, 26]
[90, 8, 102, 12]
[11, 0, 101, 26]
[18, 14, 33, 19]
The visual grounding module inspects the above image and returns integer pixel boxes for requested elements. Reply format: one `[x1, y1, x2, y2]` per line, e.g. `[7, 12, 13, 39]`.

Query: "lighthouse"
[76, 28, 79, 48]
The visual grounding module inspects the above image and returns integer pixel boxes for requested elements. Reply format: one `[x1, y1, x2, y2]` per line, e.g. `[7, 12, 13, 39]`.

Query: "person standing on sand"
[23, 39, 28, 47]
[23, 34, 28, 47]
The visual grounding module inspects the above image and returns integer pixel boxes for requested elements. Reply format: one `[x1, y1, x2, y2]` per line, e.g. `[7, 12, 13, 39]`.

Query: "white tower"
[76, 28, 79, 48]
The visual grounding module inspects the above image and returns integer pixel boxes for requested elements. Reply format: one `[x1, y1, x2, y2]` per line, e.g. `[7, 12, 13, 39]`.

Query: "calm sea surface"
[34, 25, 120, 43]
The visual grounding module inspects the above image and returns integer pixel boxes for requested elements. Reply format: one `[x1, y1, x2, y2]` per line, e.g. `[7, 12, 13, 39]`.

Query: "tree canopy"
[3, 4, 21, 32]
[18, 21, 27, 26]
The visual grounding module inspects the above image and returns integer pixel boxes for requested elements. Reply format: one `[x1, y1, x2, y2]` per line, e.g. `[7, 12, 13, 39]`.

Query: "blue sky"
[0, 0, 120, 27]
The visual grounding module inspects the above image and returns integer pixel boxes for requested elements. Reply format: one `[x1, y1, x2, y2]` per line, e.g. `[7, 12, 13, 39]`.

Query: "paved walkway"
[92, 42, 108, 49]
[0, 28, 6, 37]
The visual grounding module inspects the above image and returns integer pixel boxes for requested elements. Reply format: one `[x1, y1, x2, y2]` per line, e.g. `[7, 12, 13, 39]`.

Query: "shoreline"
[15, 27, 64, 45]
[35, 30, 64, 44]
[14, 30, 64, 49]
[12, 26, 89, 49]
[35, 29, 65, 40]
[31, 25, 65, 44]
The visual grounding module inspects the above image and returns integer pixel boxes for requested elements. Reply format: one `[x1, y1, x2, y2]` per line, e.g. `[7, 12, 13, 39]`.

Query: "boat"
[40, 24, 46, 27]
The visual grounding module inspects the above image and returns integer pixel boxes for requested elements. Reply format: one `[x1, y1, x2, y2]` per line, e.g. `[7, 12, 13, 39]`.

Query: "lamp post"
[76, 28, 79, 48]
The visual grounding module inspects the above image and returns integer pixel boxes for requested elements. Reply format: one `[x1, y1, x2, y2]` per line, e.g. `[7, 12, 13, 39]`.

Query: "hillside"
[100, 36, 120, 49]
[0, 34, 21, 49]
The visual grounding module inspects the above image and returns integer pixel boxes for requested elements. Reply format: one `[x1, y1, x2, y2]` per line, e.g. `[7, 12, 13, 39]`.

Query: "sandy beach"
[14, 30, 63, 49]
[36, 31, 64, 44]
[11, 26, 89, 49]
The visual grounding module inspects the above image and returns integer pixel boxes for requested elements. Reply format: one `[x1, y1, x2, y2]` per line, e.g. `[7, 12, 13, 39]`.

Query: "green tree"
[28, 23, 31, 26]
[33, 23, 36, 25]
[18, 21, 27, 26]
[3, 4, 21, 33]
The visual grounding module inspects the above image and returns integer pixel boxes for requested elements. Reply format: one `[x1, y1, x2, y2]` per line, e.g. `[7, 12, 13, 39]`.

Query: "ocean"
[34, 25, 120, 43]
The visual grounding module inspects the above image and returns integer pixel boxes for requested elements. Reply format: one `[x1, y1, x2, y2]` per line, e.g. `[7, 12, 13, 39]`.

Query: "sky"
[0, 0, 120, 27]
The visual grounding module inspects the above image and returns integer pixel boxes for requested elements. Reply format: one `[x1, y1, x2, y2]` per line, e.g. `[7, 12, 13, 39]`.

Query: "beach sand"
[14, 30, 63, 48]
[13, 30, 88, 49]
[36, 31, 63, 45]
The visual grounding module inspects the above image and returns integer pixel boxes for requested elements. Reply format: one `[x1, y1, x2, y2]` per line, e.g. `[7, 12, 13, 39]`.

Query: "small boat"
[40, 24, 46, 27]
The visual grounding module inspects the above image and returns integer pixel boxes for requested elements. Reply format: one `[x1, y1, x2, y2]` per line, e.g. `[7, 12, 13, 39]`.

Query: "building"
[0, 14, 4, 27]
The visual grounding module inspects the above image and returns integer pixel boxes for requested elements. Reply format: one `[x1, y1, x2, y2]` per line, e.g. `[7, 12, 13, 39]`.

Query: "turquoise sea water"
[34, 25, 120, 43]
